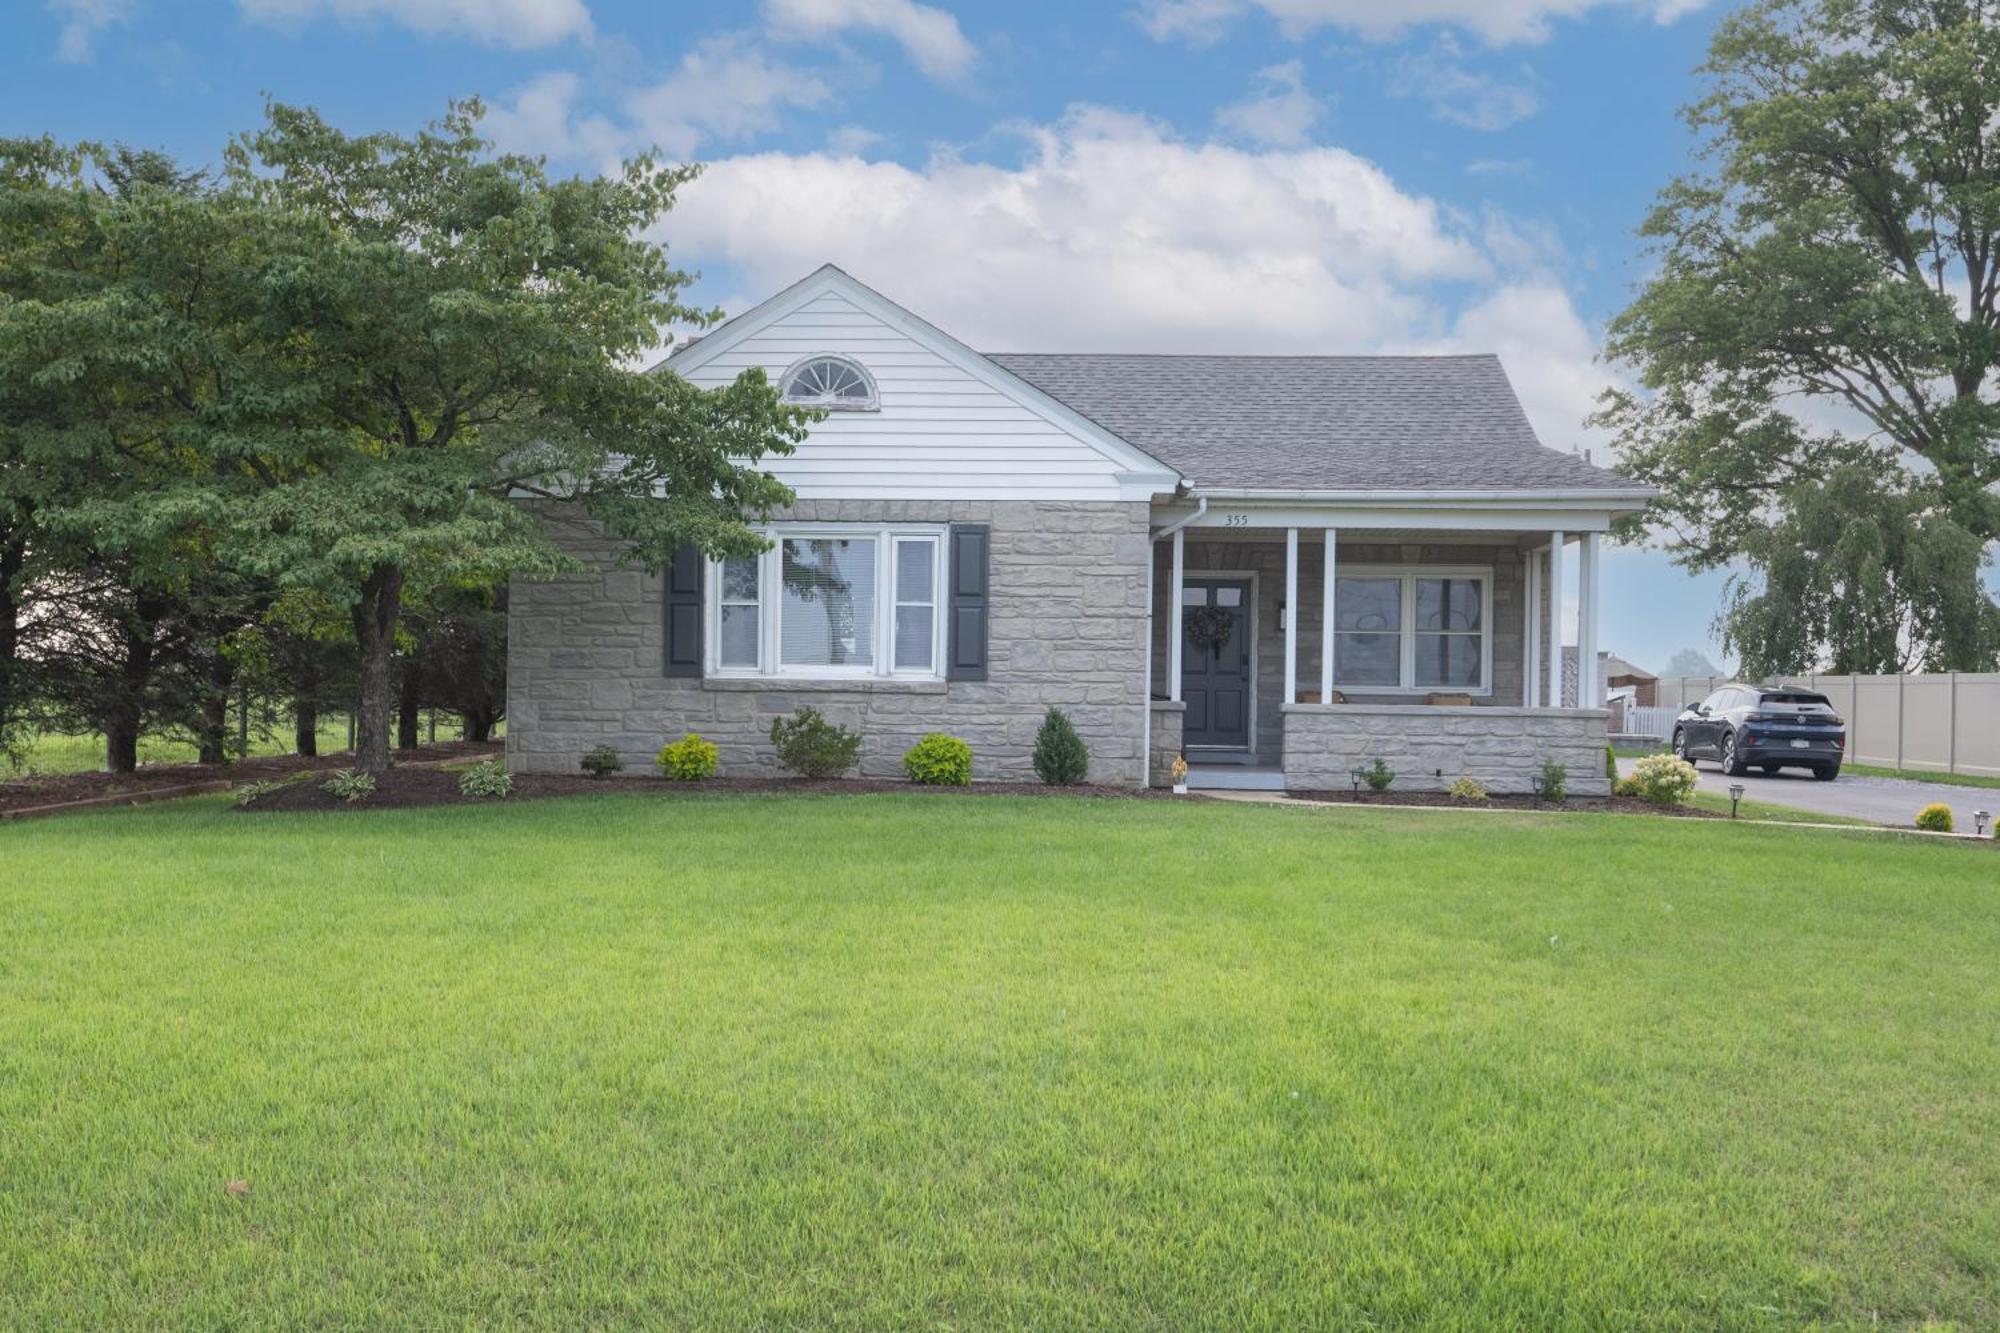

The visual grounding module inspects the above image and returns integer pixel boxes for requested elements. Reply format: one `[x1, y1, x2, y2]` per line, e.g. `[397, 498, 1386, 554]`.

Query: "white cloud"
[665, 106, 1613, 450]
[1392, 38, 1540, 130]
[48, 0, 133, 61]
[238, 0, 591, 48]
[762, 0, 974, 80]
[485, 37, 832, 166]
[826, 124, 887, 156]
[1135, 0, 1707, 46]
[1215, 60, 1325, 147]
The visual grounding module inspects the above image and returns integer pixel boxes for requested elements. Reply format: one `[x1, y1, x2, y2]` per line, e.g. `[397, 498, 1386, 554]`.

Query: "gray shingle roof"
[986, 352, 1639, 492]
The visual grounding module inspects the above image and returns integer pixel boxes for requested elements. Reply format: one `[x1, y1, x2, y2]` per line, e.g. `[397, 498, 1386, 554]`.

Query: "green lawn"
[5, 714, 497, 776]
[1684, 790, 1879, 826]
[3, 795, 1995, 1329]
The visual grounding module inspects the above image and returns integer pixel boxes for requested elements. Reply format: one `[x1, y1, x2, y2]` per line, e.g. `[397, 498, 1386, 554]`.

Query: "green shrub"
[1612, 775, 1638, 799]
[657, 733, 720, 781]
[579, 745, 623, 778]
[1446, 776, 1488, 802]
[1538, 759, 1568, 803]
[1031, 707, 1089, 785]
[321, 769, 376, 803]
[458, 759, 512, 799]
[1627, 754, 1698, 806]
[1361, 758, 1395, 792]
[1605, 745, 1618, 782]
[904, 733, 973, 786]
[1915, 803, 1954, 833]
[232, 780, 283, 808]
[768, 708, 861, 780]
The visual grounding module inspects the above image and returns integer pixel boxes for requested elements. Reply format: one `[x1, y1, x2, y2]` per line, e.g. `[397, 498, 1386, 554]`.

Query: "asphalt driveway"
[1618, 755, 1998, 829]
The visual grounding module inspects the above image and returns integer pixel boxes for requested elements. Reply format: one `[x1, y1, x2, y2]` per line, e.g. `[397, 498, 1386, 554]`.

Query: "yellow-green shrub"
[903, 733, 972, 786]
[657, 733, 720, 781]
[1628, 754, 1698, 806]
[1915, 803, 1954, 833]
[1446, 776, 1488, 802]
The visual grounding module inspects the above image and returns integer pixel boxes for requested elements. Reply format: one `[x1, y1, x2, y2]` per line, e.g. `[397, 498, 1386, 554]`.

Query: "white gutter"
[1186, 486, 1657, 505]
[1142, 497, 1206, 786]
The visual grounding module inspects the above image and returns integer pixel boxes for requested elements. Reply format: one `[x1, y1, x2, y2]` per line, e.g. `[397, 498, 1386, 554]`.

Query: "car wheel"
[1719, 730, 1748, 777]
[1672, 728, 1690, 763]
[1813, 765, 1839, 782]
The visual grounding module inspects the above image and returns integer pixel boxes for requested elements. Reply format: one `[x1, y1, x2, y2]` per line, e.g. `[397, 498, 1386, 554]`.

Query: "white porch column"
[1523, 550, 1540, 707]
[1545, 531, 1566, 707]
[1579, 532, 1601, 708]
[1320, 528, 1336, 703]
[1283, 527, 1299, 706]
[1169, 529, 1185, 703]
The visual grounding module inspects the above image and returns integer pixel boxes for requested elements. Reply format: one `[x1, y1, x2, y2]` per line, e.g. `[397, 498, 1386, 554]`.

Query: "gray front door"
[1180, 579, 1251, 749]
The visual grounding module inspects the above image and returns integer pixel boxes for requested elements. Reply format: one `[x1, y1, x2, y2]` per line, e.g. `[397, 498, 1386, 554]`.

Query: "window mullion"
[761, 543, 779, 676]
[1401, 575, 1417, 690]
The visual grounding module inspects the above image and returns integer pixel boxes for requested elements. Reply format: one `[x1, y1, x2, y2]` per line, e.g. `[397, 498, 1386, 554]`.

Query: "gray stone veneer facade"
[1148, 701, 1184, 787]
[507, 500, 1155, 785]
[1280, 704, 1612, 795]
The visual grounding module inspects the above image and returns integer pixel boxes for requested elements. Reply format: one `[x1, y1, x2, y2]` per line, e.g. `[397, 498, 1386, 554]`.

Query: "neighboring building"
[1565, 648, 1659, 708]
[507, 266, 1652, 793]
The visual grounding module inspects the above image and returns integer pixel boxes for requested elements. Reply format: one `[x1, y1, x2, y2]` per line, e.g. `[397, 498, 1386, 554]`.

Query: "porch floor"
[1185, 765, 1287, 792]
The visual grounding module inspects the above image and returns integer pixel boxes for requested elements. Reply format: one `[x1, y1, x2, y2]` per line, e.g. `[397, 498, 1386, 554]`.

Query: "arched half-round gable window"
[780, 355, 879, 411]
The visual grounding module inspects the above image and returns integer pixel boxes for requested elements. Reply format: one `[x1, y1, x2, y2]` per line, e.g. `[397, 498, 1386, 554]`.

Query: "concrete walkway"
[1618, 755, 1997, 829]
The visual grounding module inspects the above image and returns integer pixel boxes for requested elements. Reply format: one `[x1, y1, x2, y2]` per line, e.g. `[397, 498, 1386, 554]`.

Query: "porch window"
[708, 524, 946, 680]
[1333, 568, 1491, 693]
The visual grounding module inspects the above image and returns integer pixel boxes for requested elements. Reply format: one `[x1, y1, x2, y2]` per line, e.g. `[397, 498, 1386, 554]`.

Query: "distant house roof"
[987, 352, 1640, 494]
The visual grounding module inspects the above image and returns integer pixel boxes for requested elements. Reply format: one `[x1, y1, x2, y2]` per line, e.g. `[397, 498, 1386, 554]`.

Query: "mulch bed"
[238, 768, 1190, 813]
[0, 740, 502, 817]
[1289, 790, 1722, 818]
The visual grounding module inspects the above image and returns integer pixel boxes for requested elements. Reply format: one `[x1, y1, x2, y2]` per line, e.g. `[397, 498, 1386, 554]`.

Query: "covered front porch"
[1144, 497, 1614, 795]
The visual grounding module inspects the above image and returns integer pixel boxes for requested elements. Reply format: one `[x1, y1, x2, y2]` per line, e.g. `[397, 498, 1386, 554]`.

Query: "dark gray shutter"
[663, 544, 703, 677]
[948, 524, 989, 681]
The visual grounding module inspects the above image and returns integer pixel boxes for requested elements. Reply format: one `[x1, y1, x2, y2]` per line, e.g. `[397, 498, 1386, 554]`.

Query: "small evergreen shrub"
[1446, 776, 1489, 802]
[580, 745, 623, 778]
[1628, 754, 1698, 806]
[1605, 745, 1618, 782]
[1361, 758, 1395, 792]
[903, 733, 973, 786]
[232, 780, 283, 808]
[1538, 759, 1568, 803]
[769, 707, 862, 779]
[322, 769, 376, 803]
[1915, 803, 1954, 833]
[657, 733, 720, 781]
[458, 759, 512, 799]
[1031, 707, 1089, 785]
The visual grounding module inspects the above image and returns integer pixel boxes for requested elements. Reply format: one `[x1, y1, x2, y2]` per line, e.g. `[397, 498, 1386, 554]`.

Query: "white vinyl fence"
[1653, 673, 2000, 778]
[1620, 706, 1680, 742]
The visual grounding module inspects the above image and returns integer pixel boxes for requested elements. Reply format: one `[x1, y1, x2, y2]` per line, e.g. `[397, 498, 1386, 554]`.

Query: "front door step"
[1185, 766, 1286, 791]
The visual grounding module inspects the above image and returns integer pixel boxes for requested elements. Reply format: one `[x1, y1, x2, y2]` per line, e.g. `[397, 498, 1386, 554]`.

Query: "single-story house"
[507, 265, 1652, 794]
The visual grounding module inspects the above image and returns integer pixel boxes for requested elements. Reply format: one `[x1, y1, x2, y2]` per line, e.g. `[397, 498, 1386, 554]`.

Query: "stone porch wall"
[508, 499, 1155, 785]
[1149, 701, 1185, 787]
[1280, 704, 1612, 795]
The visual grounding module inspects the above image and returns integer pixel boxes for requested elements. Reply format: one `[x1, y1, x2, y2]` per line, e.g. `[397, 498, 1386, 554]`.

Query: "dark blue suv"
[1672, 684, 1846, 780]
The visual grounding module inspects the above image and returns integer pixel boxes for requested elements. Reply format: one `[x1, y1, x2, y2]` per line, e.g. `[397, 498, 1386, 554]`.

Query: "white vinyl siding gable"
[670, 277, 1176, 501]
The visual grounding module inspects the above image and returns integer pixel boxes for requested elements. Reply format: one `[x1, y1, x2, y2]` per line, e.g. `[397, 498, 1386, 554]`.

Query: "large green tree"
[9, 103, 808, 772]
[1599, 0, 2000, 675]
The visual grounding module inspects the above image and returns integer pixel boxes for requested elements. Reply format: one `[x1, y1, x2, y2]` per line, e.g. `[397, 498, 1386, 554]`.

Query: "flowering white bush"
[1628, 753, 1699, 806]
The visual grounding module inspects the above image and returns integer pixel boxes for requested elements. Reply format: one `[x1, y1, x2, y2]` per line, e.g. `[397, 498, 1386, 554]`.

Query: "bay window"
[1333, 567, 1490, 693]
[707, 525, 947, 680]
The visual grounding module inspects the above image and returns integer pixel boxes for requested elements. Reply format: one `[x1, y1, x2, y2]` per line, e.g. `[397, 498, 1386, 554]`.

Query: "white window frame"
[1332, 564, 1494, 696]
[778, 354, 880, 412]
[704, 523, 949, 682]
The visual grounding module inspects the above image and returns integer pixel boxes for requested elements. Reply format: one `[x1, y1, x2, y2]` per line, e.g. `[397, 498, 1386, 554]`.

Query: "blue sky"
[10, 0, 1746, 675]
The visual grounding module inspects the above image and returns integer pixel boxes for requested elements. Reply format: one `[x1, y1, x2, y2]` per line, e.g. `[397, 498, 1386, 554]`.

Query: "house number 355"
[1221, 512, 1250, 528]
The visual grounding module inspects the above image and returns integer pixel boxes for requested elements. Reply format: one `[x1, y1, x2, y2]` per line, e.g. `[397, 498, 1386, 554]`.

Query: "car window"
[1762, 690, 1829, 706]
[1699, 689, 1732, 712]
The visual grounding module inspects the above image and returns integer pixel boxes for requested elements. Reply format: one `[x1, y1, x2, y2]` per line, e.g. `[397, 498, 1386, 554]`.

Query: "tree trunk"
[103, 594, 163, 774]
[196, 650, 232, 766]
[294, 700, 318, 757]
[397, 657, 422, 751]
[349, 565, 404, 774]
[0, 539, 20, 747]
[462, 708, 497, 744]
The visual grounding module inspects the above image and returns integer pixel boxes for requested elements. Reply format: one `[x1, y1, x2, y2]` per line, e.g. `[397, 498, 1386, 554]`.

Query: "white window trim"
[705, 523, 949, 682]
[778, 353, 880, 412]
[1332, 564, 1494, 696]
